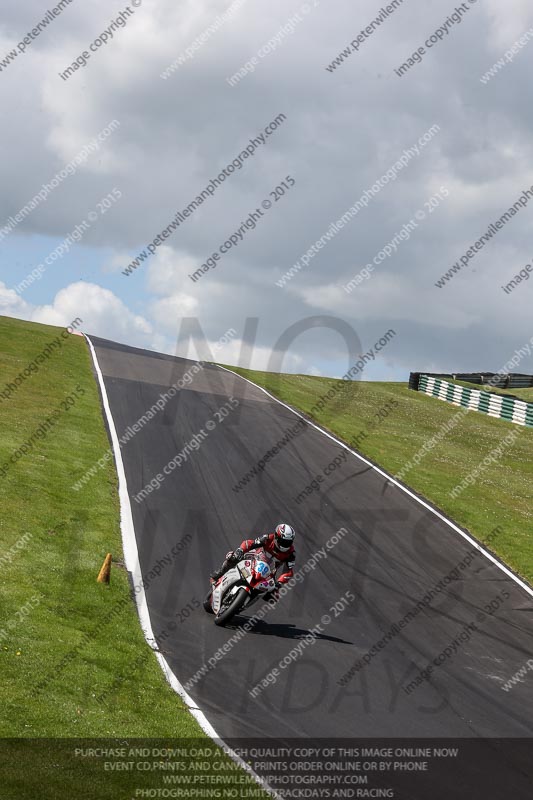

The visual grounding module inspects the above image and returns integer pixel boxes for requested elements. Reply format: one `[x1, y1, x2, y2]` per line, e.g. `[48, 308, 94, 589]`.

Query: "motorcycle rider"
[210, 523, 296, 597]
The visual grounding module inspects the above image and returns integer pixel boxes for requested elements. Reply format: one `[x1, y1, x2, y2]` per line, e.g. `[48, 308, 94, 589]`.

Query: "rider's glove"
[231, 547, 244, 563]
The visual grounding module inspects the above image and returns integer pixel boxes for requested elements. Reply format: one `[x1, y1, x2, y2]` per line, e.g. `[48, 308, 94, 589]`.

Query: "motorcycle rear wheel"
[214, 587, 248, 626]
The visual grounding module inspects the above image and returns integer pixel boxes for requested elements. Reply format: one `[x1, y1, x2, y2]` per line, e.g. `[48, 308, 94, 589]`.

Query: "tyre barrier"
[410, 373, 533, 428]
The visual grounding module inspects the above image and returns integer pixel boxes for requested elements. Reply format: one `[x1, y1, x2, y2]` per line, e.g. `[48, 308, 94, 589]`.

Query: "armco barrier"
[410, 374, 533, 428]
[413, 372, 533, 390]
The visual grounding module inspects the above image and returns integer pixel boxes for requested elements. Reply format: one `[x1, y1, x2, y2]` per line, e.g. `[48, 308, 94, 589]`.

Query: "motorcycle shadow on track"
[224, 618, 354, 645]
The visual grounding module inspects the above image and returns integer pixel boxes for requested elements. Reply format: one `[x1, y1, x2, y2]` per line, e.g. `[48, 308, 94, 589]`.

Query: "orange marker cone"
[97, 553, 112, 584]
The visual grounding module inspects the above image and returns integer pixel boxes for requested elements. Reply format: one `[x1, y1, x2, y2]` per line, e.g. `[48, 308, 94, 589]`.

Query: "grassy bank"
[0, 317, 266, 798]
[225, 365, 533, 585]
[451, 378, 533, 402]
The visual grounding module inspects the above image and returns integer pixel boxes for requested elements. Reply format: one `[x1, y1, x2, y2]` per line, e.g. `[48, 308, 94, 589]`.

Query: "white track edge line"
[217, 363, 533, 599]
[84, 335, 281, 800]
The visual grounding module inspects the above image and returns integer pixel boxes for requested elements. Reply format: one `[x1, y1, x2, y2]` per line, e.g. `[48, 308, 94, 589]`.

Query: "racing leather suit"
[210, 532, 296, 586]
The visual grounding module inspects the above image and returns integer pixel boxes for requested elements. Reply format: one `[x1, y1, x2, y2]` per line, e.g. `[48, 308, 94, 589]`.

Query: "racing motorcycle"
[204, 547, 277, 626]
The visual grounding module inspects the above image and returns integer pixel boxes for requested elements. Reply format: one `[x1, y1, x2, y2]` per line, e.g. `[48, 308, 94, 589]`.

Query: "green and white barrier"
[417, 375, 533, 428]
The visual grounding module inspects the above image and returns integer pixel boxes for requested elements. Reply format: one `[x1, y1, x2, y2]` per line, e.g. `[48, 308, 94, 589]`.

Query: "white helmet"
[275, 523, 295, 552]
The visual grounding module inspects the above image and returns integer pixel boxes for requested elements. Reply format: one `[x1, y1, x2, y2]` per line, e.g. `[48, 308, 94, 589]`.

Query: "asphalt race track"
[89, 335, 533, 795]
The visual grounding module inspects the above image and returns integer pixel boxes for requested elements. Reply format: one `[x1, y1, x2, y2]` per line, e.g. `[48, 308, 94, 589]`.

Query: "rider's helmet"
[274, 523, 295, 552]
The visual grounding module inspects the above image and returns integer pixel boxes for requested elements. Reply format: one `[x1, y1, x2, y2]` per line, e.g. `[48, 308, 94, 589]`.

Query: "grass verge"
[224, 364, 533, 585]
[450, 378, 533, 402]
[0, 317, 267, 799]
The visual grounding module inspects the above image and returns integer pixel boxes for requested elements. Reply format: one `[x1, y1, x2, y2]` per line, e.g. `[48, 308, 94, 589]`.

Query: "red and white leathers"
[238, 533, 295, 585]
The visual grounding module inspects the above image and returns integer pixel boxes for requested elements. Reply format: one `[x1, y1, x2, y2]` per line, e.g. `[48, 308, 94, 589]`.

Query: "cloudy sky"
[1, 0, 532, 380]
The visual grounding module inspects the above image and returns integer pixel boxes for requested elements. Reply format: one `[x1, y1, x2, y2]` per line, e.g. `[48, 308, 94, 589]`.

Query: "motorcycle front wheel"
[203, 589, 214, 614]
[214, 587, 248, 626]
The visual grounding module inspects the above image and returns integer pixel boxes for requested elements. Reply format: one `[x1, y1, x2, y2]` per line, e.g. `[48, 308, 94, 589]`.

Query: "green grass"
[0, 317, 267, 799]
[450, 378, 533, 402]
[224, 365, 533, 585]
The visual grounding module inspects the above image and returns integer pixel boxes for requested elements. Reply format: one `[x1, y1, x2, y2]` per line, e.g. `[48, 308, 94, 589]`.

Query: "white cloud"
[484, 0, 533, 49]
[0, 282, 32, 319]
[146, 246, 201, 333]
[206, 337, 305, 373]
[150, 293, 199, 330]
[147, 247, 199, 295]
[2, 0, 533, 377]
[30, 281, 152, 345]
[296, 275, 475, 329]
[101, 252, 135, 274]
